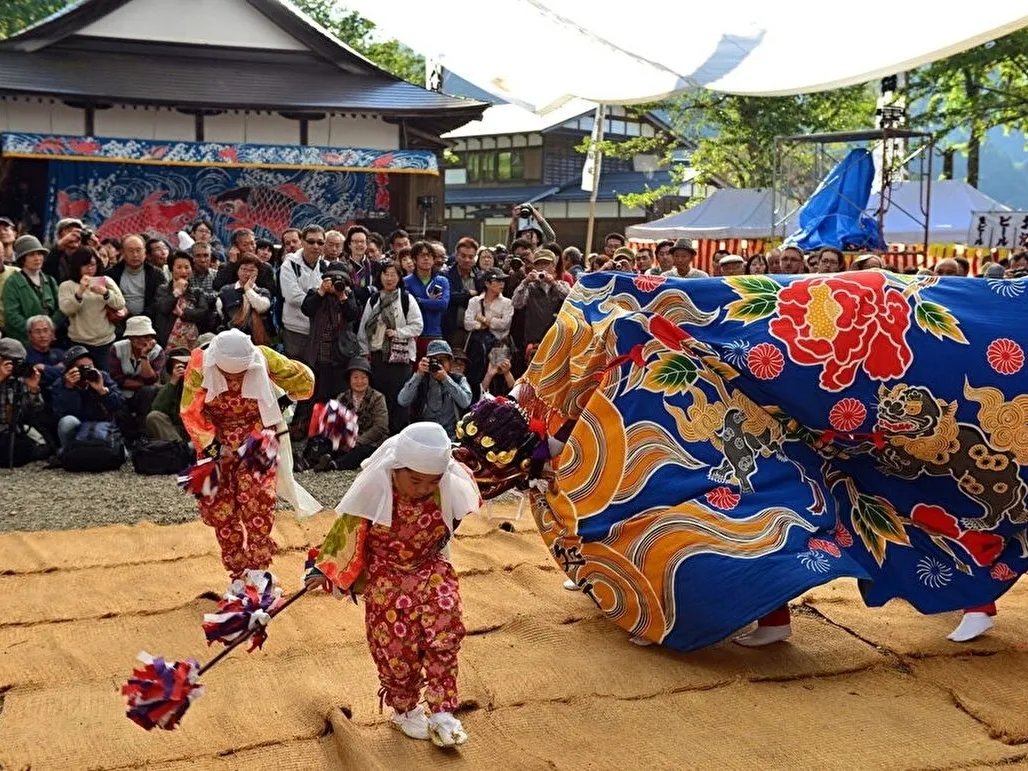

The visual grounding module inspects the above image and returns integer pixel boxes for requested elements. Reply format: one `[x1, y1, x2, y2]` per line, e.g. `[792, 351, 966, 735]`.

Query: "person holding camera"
[511, 249, 570, 348]
[52, 345, 123, 452]
[507, 203, 555, 248]
[108, 316, 166, 439]
[300, 261, 360, 404]
[0, 338, 50, 467]
[396, 340, 472, 439]
[145, 349, 191, 442]
[58, 247, 126, 369]
[42, 218, 84, 283]
[402, 241, 450, 361]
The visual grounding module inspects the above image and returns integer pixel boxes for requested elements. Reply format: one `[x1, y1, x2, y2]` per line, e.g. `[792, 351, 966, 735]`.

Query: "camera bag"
[61, 420, 126, 472]
[131, 438, 195, 476]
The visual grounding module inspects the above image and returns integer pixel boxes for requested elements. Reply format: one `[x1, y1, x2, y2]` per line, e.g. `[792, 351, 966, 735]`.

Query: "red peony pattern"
[828, 397, 867, 432]
[633, 274, 666, 293]
[705, 486, 740, 510]
[807, 538, 841, 558]
[986, 338, 1024, 375]
[991, 562, 1017, 581]
[769, 272, 913, 391]
[747, 342, 785, 380]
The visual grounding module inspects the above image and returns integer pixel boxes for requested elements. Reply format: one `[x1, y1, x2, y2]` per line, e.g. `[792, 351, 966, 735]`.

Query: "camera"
[80, 228, 94, 242]
[518, 205, 532, 218]
[9, 359, 34, 379]
[78, 365, 102, 387]
[331, 277, 348, 293]
[428, 358, 443, 374]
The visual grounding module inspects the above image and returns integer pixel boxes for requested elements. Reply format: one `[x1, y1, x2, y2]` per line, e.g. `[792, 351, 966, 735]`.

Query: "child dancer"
[306, 422, 480, 748]
[181, 329, 318, 578]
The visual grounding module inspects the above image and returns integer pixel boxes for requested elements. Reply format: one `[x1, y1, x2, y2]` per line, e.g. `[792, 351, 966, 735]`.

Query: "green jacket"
[2, 270, 63, 344]
[151, 380, 185, 432]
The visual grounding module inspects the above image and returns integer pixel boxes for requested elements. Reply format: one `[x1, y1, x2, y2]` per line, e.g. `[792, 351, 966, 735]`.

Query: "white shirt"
[464, 294, 514, 340]
[278, 251, 324, 335]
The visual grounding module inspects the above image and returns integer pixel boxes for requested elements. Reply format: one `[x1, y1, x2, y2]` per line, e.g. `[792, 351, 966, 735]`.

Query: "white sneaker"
[390, 708, 430, 740]
[733, 624, 792, 647]
[428, 711, 469, 748]
[562, 578, 580, 591]
[629, 636, 653, 647]
[947, 612, 994, 642]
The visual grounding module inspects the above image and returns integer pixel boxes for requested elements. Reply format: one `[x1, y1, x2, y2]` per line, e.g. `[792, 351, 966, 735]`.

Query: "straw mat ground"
[1, 506, 1028, 769]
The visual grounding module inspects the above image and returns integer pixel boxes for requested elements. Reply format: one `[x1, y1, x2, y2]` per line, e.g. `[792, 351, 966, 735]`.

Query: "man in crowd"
[108, 316, 165, 438]
[23, 315, 65, 392]
[404, 241, 450, 359]
[0, 216, 16, 263]
[188, 241, 216, 297]
[935, 258, 961, 276]
[279, 224, 327, 360]
[214, 228, 275, 294]
[635, 247, 656, 275]
[397, 340, 473, 438]
[282, 227, 303, 257]
[663, 239, 708, 278]
[107, 234, 163, 318]
[0, 337, 49, 467]
[324, 230, 345, 261]
[387, 228, 410, 258]
[511, 250, 569, 347]
[146, 238, 171, 280]
[52, 345, 123, 453]
[604, 233, 627, 259]
[367, 232, 385, 260]
[777, 246, 807, 275]
[654, 239, 674, 273]
[718, 254, 746, 276]
[444, 236, 480, 344]
[43, 218, 83, 282]
[817, 247, 844, 273]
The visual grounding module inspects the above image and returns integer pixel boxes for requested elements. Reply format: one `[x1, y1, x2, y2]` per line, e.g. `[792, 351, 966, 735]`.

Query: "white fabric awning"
[869, 180, 1011, 245]
[626, 188, 799, 242]
[338, 0, 1028, 111]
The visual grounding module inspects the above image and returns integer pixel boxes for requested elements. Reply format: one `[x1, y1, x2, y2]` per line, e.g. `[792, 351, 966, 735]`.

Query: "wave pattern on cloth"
[522, 271, 1028, 652]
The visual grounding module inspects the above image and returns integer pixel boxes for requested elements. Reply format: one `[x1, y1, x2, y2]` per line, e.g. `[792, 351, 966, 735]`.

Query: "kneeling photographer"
[396, 340, 472, 438]
[0, 338, 51, 467]
[52, 345, 126, 469]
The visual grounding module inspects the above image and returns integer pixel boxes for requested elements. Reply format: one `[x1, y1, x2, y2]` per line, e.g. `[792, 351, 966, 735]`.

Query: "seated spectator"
[300, 261, 360, 404]
[52, 345, 123, 453]
[511, 250, 570, 348]
[58, 247, 126, 369]
[218, 254, 273, 344]
[154, 250, 210, 350]
[312, 357, 389, 471]
[0, 338, 50, 467]
[145, 349, 190, 442]
[357, 259, 423, 436]
[397, 340, 472, 438]
[403, 241, 450, 359]
[3, 236, 62, 345]
[23, 315, 66, 391]
[464, 267, 513, 399]
[108, 316, 165, 438]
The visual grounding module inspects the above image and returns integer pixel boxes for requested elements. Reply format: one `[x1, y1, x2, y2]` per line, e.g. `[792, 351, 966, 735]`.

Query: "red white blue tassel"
[316, 399, 359, 451]
[202, 570, 285, 651]
[121, 653, 204, 731]
[177, 457, 220, 500]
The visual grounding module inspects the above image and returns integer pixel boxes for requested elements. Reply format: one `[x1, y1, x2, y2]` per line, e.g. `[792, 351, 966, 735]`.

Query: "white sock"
[733, 624, 792, 647]
[562, 578, 580, 591]
[947, 612, 994, 642]
[629, 636, 653, 646]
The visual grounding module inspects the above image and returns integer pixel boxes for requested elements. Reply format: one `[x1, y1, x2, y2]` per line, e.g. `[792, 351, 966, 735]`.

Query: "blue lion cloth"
[523, 270, 1028, 652]
[785, 148, 885, 252]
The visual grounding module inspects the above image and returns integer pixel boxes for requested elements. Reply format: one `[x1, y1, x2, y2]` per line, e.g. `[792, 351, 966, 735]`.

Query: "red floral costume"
[310, 491, 465, 715]
[181, 346, 314, 577]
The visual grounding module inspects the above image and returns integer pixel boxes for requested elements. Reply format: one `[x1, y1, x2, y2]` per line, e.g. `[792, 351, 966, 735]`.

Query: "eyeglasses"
[306, 239, 325, 246]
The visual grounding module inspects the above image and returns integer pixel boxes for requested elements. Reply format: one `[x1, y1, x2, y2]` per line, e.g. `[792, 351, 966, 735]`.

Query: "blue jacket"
[403, 272, 450, 338]
[51, 372, 124, 422]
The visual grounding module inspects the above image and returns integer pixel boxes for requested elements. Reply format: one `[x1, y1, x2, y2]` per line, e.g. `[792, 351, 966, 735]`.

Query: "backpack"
[61, 421, 126, 472]
[131, 438, 195, 476]
[370, 287, 410, 318]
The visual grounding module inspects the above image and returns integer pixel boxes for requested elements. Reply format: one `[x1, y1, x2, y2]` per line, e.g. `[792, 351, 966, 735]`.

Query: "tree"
[288, 0, 425, 85]
[582, 85, 877, 210]
[904, 29, 1028, 187]
[0, 0, 68, 39]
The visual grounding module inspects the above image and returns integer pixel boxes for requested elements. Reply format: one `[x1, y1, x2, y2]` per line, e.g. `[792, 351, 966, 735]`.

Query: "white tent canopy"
[339, 0, 1028, 111]
[868, 180, 1011, 245]
[626, 189, 797, 242]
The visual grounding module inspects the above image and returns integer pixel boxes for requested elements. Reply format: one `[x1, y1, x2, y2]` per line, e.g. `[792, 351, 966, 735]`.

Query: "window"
[463, 148, 528, 182]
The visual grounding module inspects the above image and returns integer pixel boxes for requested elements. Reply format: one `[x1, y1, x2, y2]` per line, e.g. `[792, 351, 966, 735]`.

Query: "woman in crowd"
[57, 248, 126, 369]
[463, 267, 513, 400]
[475, 246, 495, 278]
[218, 254, 272, 344]
[398, 247, 415, 278]
[181, 329, 316, 579]
[4, 236, 62, 346]
[98, 238, 121, 269]
[154, 250, 210, 350]
[311, 356, 389, 471]
[746, 253, 769, 275]
[358, 260, 423, 436]
[305, 421, 478, 748]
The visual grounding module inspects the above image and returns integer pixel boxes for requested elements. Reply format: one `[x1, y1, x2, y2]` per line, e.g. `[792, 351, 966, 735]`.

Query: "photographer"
[107, 316, 166, 440]
[145, 349, 190, 442]
[396, 340, 472, 438]
[0, 338, 50, 467]
[511, 250, 570, 347]
[51, 345, 123, 453]
[300, 261, 360, 403]
[507, 204, 555, 248]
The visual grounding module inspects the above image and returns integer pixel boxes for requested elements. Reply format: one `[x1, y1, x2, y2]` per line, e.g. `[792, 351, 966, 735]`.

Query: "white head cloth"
[336, 422, 481, 533]
[202, 329, 282, 429]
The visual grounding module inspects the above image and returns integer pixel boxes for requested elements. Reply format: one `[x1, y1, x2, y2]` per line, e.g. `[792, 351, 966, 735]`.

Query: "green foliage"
[288, 0, 425, 85]
[0, 0, 69, 39]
